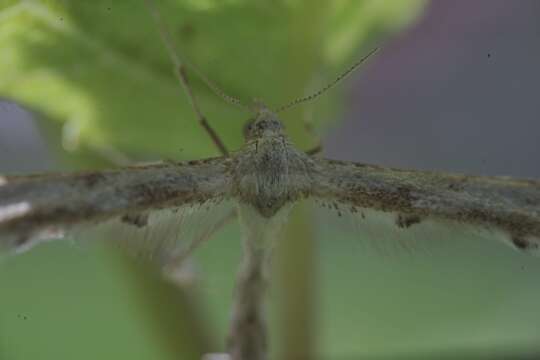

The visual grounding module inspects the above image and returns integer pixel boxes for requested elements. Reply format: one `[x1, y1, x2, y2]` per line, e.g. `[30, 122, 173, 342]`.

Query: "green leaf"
[0, 0, 426, 160]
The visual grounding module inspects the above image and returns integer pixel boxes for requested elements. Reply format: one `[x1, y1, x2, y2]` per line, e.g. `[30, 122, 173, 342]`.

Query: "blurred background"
[1, 0, 540, 359]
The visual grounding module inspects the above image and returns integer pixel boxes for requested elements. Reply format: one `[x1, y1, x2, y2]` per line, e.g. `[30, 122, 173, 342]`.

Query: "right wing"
[0, 158, 234, 254]
[310, 158, 540, 255]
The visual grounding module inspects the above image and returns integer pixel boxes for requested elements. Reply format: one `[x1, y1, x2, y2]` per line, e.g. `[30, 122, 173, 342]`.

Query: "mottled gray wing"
[0, 158, 234, 255]
[310, 158, 540, 255]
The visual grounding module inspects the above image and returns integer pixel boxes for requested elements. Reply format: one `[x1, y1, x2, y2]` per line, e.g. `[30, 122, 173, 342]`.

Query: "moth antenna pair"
[144, 0, 377, 155]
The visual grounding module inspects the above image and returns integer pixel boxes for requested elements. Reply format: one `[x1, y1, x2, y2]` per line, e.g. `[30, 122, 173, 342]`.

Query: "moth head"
[243, 103, 285, 140]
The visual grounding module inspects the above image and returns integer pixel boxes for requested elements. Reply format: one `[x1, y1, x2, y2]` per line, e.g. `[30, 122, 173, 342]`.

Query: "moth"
[1, 1, 540, 360]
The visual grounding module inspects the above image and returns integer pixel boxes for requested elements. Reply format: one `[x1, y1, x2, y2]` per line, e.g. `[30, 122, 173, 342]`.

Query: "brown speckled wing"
[310, 158, 540, 255]
[0, 158, 233, 254]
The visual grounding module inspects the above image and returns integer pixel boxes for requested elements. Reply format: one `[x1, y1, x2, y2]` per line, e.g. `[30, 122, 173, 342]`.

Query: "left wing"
[310, 158, 540, 255]
[0, 158, 233, 253]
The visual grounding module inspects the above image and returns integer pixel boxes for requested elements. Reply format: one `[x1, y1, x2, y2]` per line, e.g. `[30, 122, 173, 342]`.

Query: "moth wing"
[0, 159, 235, 262]
[309, 158, 540, 256]
[308, 197, 495, 257]
[92, 199, 237, 270]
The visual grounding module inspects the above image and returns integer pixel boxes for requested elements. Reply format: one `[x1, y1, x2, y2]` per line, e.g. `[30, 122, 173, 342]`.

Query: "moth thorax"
[249, 137, 289, 218]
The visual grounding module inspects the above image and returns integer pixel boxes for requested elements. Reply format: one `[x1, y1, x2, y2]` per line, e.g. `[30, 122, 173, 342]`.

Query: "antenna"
[144, 0, 248, 110]
[275, 47, 379, 113]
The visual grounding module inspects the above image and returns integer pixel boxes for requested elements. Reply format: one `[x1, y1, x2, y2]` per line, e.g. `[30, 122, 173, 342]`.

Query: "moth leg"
[144, 0, 229, 157]
[175, 66, 229, 156]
